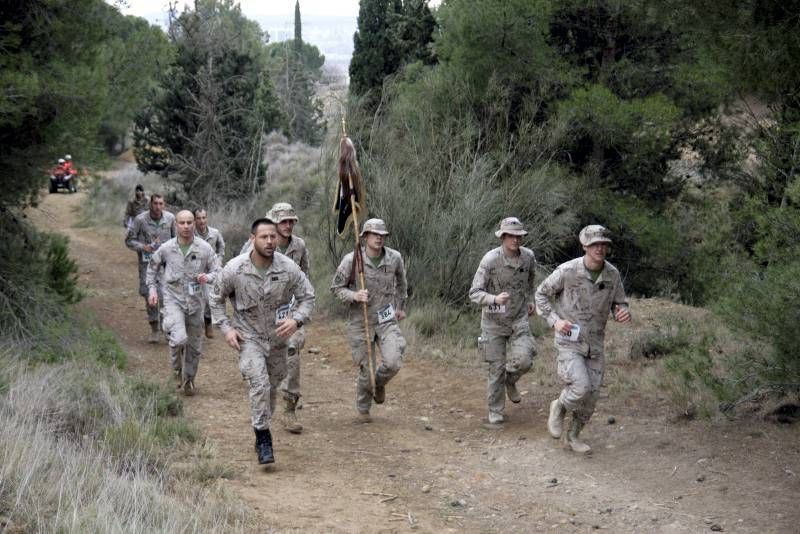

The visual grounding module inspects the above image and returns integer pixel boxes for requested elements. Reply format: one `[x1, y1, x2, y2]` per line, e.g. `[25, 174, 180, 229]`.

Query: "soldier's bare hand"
[555, 319, 573, 336]
[225, 329, 243, 351]
[614, 306, 631, 323]
[143, 244, 154, 253]
[197, 273, 208, 285]
[395, 309, 407, 321]
[354, 289, 369, 303]
[147, 293, 158, 307]
[275, 319, 297, 338]
[527, 303, 535, 316]
[495, 292, 511, 305]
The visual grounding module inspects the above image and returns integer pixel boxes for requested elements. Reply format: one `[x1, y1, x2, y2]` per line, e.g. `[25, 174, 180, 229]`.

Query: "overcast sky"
[116, 0, 403, 18]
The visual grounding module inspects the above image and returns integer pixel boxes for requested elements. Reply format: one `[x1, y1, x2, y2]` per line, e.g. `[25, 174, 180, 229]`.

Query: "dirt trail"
[30, 177, 800, 533]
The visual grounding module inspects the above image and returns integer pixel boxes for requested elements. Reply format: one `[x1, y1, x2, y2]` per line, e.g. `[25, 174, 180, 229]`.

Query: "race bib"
[486, 303, 506, 314]
[275, 303, 291, 323]
[377, 303, 395, 324]
[142, 251, 152, 263]
[556, 324, 581, 342]
[186, 281, 200, 296]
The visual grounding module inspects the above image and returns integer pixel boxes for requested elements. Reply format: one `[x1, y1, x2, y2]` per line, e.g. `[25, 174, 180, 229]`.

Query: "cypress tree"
[349, 0, 400, 97]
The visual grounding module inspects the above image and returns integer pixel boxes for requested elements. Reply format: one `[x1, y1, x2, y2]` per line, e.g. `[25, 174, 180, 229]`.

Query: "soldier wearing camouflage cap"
[535, 224, 631, 454]
[330, 218, 408, 423]
[269, 202, 310, 433]
[210, 217, 315, 465]
[469, 217, 538, 428]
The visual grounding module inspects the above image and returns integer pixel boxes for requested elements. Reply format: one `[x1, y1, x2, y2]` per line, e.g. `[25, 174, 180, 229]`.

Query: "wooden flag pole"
[342, 117, 376, 397]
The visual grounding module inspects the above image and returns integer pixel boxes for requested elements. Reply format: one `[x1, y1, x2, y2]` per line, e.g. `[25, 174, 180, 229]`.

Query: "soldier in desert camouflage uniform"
[330, 218, 408, 423]
[237, 203, 311, 433]
[146, 210, 220, 395]
[535, 225, 631, 454]
[469, 217, 537, 427]
[125, 194, 175, 342]
[210, 218, 315, 465]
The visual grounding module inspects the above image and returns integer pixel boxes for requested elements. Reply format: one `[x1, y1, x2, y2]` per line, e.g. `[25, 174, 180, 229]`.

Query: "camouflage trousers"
[348, 321, 406, 414]
[238, 338, 288, 430]
[556, 350, 605, 424]
[482, 327, 536, 417]
[279, 327, 306, 403]
[162, 302, 204, 382]
[138, 260, 162, 324]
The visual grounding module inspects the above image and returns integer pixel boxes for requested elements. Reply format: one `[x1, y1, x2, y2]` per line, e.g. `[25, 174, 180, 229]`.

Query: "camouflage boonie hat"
[267, 202, 298, 223]
[579, 225, 612, 246]
[360, 218, 389, 237]
[494, 217, 528, 238]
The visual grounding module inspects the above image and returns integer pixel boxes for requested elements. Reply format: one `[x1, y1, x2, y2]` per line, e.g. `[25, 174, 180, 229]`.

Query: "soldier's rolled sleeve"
[468, 259, 495, 307]
[291, 272, 315, 324]
[331, 256, 357, 302]
[209, 269, 234, 334]
[535, 270, 563, 327]
[395, 254, 408, 311]
[145, 248, 163, 296]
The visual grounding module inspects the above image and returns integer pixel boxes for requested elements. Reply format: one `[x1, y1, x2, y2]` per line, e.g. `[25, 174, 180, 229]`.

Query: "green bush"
[629, 322, 692, 360]
[715, 260, 800, 396]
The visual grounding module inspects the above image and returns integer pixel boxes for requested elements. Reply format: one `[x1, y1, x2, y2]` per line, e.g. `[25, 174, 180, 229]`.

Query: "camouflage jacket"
[209, 252, 315, 341]
[125, 210, 176, 263]
[469, 246, 537, 335]
[145, 237, 221, 314]
[330, 246, 407, 327]
[534, 257, 629, 357]
[196, 226, 226, 262]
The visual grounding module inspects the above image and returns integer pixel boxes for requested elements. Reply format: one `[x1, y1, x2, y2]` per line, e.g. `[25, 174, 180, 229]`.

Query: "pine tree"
[133, 0, 284, 200]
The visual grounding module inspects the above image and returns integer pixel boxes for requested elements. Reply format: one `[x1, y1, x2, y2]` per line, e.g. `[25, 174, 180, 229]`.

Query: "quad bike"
[49, 170, 78, 193]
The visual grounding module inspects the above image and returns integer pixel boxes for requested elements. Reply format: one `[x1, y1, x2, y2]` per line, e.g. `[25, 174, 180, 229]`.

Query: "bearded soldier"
[330, 218, 408, 423]
[193, 208, 225, 338]
[535, 225, 631, 454]
[469, 217, 537, 428]
[125, 194, 175, 342]
[237, 202, 311, 433]
[147, 210, 220, 395]
[210, 218, 315, 465]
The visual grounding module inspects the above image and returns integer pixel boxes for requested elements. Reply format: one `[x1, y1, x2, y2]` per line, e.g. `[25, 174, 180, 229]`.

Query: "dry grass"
[0, 355, 255, 532]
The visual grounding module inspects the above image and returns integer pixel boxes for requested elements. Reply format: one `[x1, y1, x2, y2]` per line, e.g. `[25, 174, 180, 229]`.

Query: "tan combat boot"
[182, 379, 196, 396]
[565, 417, 591, 454]
[548, 398, 566, 438]
[283, 397, 303, 434]
[355, 411, 372, 424]
[148, 321, 160, 344]
[506, 381, 521, 403]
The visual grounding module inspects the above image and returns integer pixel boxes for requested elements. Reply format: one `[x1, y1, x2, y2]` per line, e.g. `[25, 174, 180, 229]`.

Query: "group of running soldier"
[125, 186, 630, 465]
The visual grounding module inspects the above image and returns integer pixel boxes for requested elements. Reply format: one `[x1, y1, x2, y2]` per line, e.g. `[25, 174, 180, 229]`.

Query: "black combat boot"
[254, 428, 275, 464]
